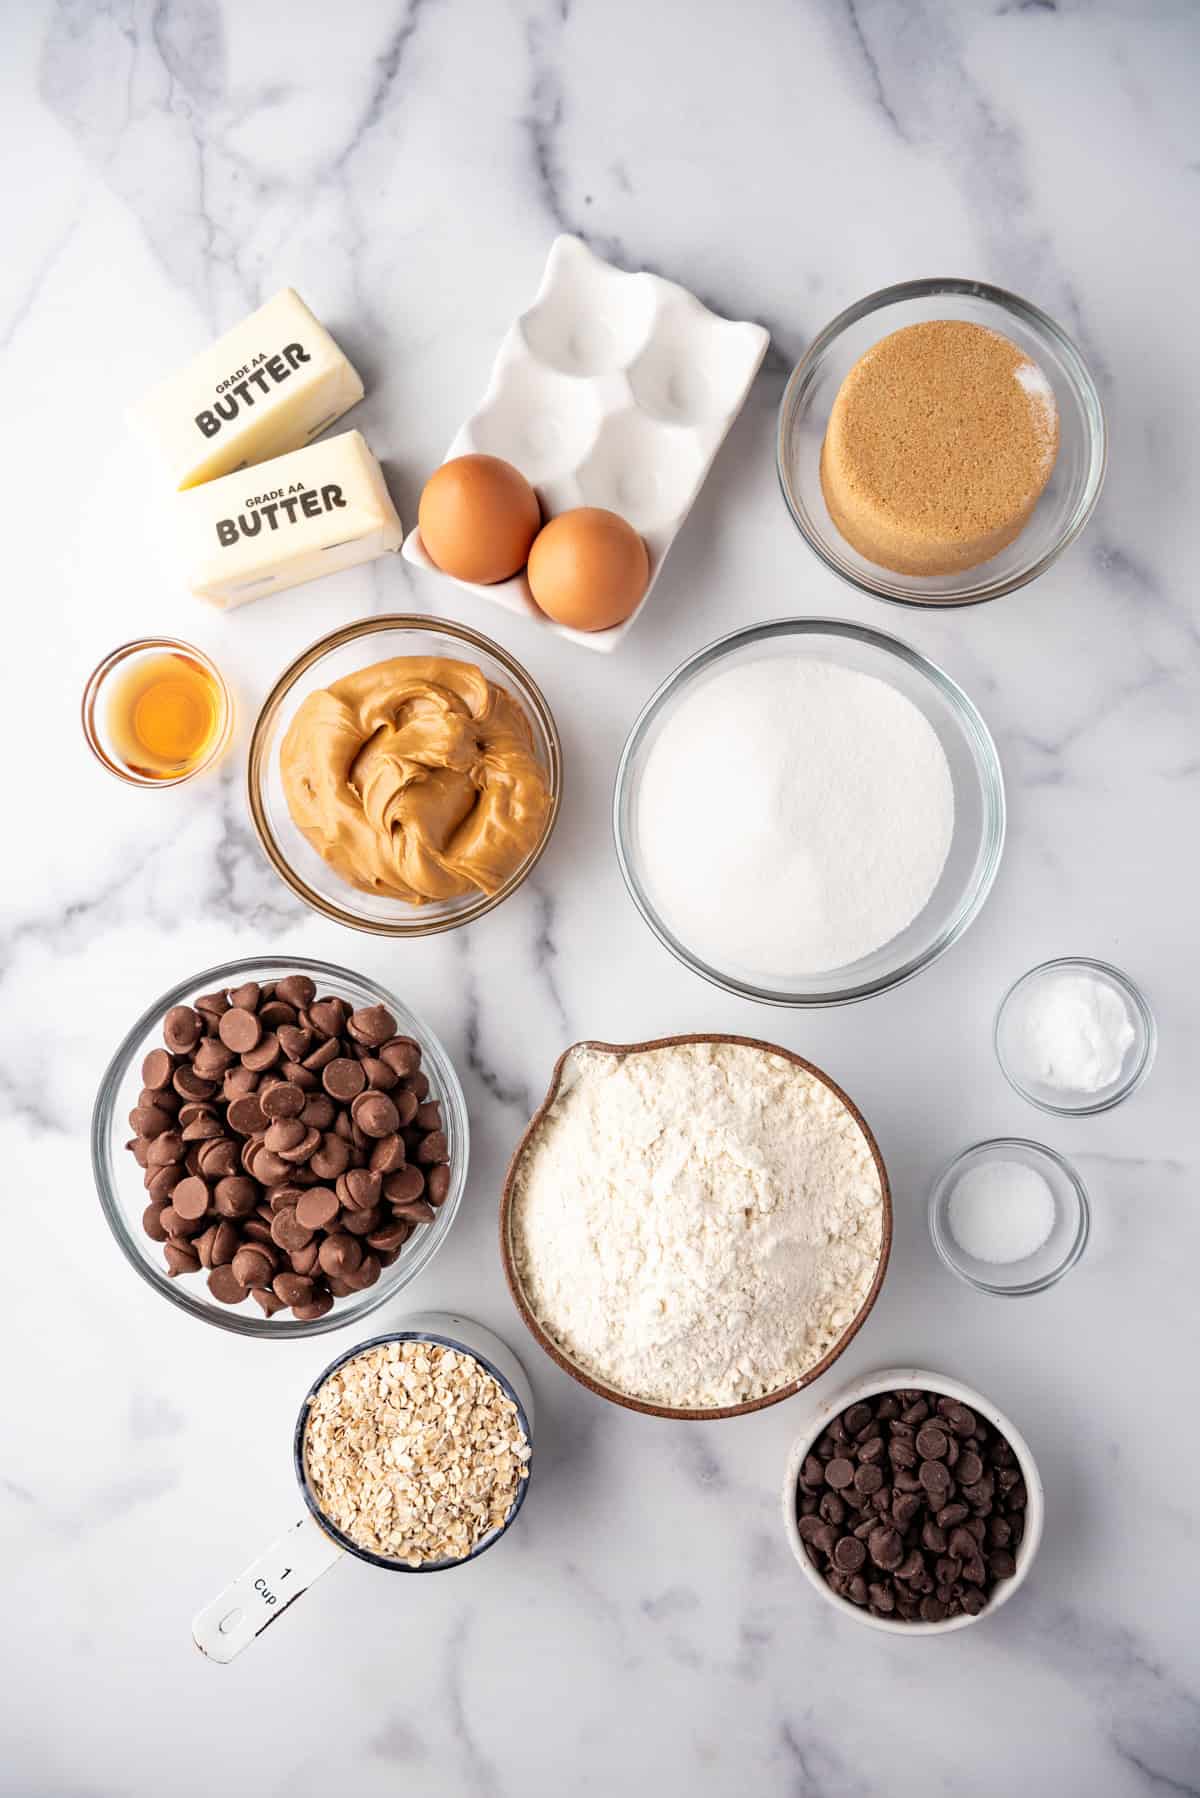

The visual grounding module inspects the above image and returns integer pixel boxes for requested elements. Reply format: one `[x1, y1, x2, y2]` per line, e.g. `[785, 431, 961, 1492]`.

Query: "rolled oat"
[303, 1339, 530, 1566]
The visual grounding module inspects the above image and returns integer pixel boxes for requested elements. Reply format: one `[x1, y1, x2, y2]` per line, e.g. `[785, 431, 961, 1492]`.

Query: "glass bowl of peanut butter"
[248, 616, 562, 936]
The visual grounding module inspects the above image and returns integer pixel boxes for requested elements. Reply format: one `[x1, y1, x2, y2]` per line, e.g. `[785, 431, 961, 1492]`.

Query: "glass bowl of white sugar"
[995, 958, 1156, 1116]
[613, 618, 1005, 1005]
[928, 1139, 1090, 1297]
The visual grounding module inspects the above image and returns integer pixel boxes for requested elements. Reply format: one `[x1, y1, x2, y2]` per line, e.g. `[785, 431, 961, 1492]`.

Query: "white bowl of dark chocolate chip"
[782, 1367, 1044, 1634]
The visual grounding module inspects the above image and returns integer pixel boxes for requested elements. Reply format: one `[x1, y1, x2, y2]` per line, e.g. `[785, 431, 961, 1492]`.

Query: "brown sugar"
[820, 320, 1059, 577]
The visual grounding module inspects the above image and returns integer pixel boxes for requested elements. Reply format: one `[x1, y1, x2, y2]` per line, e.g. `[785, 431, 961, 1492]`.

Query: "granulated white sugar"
[635, 656, 954, 976]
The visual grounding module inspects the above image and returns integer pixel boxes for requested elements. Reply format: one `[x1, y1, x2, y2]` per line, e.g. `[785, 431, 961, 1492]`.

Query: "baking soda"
[1017, 971, 1135, 1093]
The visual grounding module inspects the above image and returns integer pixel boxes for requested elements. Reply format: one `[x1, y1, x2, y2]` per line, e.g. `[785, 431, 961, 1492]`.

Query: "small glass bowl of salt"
[995, 957, 1156, 1116]
[929, 1140, 1090, 1296]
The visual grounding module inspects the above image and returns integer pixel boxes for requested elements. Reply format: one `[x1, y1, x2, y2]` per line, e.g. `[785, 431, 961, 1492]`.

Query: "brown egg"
[526, 508, 649, 632]
[418, 454, 541, 584]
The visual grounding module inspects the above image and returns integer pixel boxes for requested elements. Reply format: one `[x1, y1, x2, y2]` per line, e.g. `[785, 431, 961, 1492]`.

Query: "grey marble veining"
[4, 1, 1200, 1793]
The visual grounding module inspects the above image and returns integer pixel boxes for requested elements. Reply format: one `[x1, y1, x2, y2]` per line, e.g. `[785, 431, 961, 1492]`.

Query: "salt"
[1017, 971, 1134, 1093]
[948, 1161, 1056, 1265]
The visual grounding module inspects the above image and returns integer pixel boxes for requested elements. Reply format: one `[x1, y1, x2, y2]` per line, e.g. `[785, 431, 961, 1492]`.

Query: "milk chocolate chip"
[125, 978, 452, 1320]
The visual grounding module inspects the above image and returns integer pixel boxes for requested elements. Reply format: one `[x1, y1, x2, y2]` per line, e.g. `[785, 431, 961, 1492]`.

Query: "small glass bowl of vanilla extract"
[83, 638, 233, 787]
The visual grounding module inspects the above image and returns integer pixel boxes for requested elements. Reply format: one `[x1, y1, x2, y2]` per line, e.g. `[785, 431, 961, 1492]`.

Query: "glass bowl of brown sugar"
[777, 277, 1106, 607]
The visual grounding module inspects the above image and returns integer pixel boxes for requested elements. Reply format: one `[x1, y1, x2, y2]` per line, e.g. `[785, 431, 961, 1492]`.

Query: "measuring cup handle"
[192, 1514, 343, 1663]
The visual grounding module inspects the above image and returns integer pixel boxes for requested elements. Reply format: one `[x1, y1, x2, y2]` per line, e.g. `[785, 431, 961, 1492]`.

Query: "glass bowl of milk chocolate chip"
[91, 955, 468, 1336]
[777, 277, 1106, 606]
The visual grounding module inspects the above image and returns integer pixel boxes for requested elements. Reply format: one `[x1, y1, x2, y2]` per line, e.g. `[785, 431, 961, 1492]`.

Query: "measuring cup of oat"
[192, 1314, 534, 1662]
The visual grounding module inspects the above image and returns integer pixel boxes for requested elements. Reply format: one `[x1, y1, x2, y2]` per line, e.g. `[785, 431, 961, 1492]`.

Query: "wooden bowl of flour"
[499, 1035, 892, 1420]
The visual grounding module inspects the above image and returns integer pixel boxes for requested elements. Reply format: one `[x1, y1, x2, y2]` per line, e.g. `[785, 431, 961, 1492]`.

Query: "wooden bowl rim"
[498, 1033, 893, 1420]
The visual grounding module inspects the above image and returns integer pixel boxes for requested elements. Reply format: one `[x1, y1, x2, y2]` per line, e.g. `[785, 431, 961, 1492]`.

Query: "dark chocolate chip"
[957, 1450, 984, 1487]
[833, 1536, 866, 1573]
[868, 1527, 904, 1571]
[915, 1424, 949, 1461]
[844, 1403, 874, 1436]
[819, 1492, 845, 1527]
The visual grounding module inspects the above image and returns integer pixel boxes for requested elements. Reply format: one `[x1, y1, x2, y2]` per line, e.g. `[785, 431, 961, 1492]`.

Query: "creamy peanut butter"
[280, 656, 551, 904]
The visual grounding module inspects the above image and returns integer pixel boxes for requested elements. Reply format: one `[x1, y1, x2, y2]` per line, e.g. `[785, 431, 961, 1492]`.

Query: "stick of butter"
[176, 430, 402, 608]
[130, 289, 364, 490]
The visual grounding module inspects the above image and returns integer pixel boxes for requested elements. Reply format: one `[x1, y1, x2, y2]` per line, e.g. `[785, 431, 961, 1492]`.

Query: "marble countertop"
[7, 2, 1199, 1792]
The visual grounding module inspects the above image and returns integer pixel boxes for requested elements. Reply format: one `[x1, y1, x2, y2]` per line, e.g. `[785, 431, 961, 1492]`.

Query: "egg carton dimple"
[402, 236, 770, 653]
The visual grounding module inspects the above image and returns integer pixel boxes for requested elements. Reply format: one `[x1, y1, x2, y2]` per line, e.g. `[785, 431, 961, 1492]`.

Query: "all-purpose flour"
[510, 1042, 885, 1409]
[635, 656, 955, 977]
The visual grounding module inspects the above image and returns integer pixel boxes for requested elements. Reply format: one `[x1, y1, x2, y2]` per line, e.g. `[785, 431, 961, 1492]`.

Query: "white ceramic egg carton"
[402, 235, 769, 652]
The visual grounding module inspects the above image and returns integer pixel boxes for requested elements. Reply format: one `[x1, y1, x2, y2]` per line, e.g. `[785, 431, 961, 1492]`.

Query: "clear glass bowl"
[929, 1139, 1090, 1297]
[995, 957, 1156, 1116]
[613, 618, 1005, 1005]
[91, 955, 469, 1337]
[777, 278, 1106, 607]
[82, 637, 233, 787]
[247, 616, 562, 936]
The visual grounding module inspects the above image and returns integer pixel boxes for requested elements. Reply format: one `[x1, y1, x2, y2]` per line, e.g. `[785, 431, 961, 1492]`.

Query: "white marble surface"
[5, 2, 1199, 1792]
